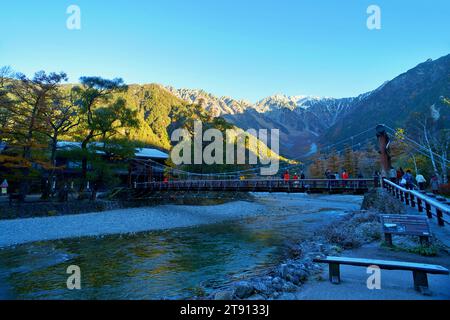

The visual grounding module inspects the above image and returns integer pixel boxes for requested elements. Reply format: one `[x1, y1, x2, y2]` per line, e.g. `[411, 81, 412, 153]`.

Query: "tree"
[40, 89, 80, 199]
[2, 70, 68, 197]
[407, 107, 449, 184]
[326, 148, 341, 173]
[88, 138, 140, 200]
[0, 67, 14, 132]
[71, 77, 128, 192]
[358, 141, 380, 177]
[342, 144, 358, 177]
[93, 98, 139, 144]
[309, 152, 326, 178]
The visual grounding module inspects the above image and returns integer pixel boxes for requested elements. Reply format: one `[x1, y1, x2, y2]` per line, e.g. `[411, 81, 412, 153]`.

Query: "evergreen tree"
[71, 76, 128, 192]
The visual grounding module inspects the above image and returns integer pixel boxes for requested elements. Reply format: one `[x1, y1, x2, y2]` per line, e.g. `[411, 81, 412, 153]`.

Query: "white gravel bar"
[0, 194, 363, 248]
[0, 201, 266, 248]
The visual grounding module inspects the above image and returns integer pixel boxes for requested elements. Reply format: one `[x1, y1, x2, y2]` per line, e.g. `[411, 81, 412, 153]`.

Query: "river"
[0, 194, 362, 299]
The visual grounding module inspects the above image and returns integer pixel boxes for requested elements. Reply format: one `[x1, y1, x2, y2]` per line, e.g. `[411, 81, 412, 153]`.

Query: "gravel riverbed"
[0, 193, 362, 248]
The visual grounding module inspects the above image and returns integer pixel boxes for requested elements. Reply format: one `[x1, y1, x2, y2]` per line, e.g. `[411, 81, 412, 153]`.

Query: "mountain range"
[164, 54, 450, 159]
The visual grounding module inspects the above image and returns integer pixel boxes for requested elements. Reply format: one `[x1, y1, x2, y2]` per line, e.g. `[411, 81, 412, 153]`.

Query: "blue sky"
[1, 0, 449, 102]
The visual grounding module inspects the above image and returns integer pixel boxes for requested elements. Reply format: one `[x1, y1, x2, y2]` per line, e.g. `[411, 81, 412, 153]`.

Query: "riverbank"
[0, 191, 253, 220]
[207, 209, 382, 300]
[0, 193, 362, 248]
[0, 201, 265, 248]
[207, 190, 450, 300]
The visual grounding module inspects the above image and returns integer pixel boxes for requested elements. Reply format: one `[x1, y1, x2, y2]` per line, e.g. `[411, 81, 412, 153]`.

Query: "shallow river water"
[0, 196, 358, 300]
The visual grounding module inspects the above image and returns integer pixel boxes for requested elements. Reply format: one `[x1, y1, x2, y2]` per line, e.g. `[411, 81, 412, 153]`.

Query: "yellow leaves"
[33, 160, 61, 170]
[394, 128, 406, 141]
[0, 154, 32, 168]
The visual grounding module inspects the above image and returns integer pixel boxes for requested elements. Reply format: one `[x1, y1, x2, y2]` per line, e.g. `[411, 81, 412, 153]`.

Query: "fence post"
[417, 198, 423, 213]
[425, 202, 432, 219]
[436, 209, 444, 227]
[410, 194, 416, 208]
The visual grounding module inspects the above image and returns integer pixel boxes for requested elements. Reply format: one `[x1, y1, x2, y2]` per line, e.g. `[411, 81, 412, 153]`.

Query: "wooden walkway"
[133, 179, 375, 194]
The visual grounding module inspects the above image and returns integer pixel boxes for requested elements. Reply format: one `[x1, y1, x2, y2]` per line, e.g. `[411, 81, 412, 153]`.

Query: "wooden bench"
[381, 214, 431, 246]
[313, 256, 449, 294]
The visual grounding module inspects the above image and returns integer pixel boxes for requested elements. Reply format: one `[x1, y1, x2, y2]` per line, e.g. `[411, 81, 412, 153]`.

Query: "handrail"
[132, 179, 374, 197]
[382, 178, 449, 226]
[383, 179, 450, 213]
[136, 178, 374, 185]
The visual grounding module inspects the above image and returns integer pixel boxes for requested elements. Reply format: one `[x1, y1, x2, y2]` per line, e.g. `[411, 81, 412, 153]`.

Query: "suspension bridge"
[133, 178, 376, 194]
[125, 124, 448, 202]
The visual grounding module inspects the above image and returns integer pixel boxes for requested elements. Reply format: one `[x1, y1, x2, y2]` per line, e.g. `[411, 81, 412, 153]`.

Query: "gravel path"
[0, 201, 266, 248]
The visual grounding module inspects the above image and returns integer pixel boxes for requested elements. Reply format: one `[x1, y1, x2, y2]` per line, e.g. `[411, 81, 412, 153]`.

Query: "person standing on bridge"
[341, 170, 349, 180]
[324, 169, 331, 188]
[341, 170, 349, 188]
[397, 168, 404, 182]
[293, 173, 299, 188]
[300, 171, 306, 188]
[403, 170, 414, 190]
[389, 167, 397, 183]
[283, 170, 290, 183]
[430, 175, 440, 194]
[415, 173, 426, 190]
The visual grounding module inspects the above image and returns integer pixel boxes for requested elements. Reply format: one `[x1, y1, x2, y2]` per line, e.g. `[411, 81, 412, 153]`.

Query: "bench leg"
[329, 263, 341, 284]
[413, 271, 431, 295]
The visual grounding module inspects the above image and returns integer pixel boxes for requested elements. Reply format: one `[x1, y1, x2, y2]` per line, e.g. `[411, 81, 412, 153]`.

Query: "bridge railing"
[135, 178, 374, 192]
[382, 178, 450, 227]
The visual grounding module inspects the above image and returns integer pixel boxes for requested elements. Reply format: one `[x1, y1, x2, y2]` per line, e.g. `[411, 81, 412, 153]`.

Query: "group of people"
[388, 167, 440, 193]
[282, 171, 306, 181]
[324, 169, 363, 180]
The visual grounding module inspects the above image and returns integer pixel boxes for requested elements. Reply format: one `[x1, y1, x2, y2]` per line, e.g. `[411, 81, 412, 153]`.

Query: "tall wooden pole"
[376, 124, 392, 178]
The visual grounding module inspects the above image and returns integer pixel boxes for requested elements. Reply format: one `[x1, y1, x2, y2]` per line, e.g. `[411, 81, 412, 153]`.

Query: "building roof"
[135, 148, 168, 159]
[57, 141, 83, 149]
[57, 141, 168, 160]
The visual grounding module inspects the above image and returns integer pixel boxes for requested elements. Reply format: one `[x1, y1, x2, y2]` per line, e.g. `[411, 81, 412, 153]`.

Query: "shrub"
[322, 211, 381, 249]
[439, 183, 450, 196]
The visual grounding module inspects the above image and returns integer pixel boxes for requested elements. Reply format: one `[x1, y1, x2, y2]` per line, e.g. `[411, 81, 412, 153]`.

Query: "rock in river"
[233, 281, 255, 299]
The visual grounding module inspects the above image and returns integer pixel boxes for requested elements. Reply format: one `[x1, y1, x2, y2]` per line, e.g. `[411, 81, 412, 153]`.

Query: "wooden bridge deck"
[134, 179, 375, 194]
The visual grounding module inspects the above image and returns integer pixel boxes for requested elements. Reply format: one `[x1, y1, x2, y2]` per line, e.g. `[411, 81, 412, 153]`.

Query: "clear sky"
[1, 0, 449, 102]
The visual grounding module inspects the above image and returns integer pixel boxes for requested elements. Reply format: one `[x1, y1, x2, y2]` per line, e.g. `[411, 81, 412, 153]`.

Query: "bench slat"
[314, 256, 449, 274]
